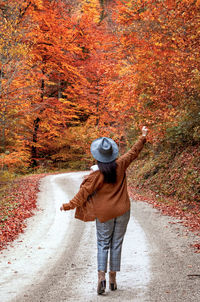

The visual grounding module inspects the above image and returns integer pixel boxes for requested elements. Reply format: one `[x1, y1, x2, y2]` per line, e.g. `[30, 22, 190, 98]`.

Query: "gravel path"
[0, 172, 199, 302]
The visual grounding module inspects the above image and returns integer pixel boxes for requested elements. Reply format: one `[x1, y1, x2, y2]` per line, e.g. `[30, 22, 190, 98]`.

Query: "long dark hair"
[97, 160, 117, 184]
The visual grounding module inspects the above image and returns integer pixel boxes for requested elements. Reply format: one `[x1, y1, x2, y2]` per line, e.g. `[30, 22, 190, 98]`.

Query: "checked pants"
[96, 210, 130, 272]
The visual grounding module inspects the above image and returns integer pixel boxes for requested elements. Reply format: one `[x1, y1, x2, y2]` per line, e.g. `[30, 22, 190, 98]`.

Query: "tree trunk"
[96, 79, 100, 127]
[31, 78, 44, 167]
[0, 66, 6, 153]
[31, 117, 40, 167]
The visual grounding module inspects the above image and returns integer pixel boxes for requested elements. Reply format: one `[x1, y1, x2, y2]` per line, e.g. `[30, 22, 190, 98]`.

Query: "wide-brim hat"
[90, 137, 119, 163]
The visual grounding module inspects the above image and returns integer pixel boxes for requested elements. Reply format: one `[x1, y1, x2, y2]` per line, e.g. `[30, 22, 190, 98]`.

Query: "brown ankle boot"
[109, 271, 117, 290]
[97, 271, 106, 295]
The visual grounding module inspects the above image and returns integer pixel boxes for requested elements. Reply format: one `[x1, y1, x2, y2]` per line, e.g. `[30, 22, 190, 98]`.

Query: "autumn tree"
[0, 0, 34, 170]
[1, 0, 199, 172]
[107, 0, 200, 141]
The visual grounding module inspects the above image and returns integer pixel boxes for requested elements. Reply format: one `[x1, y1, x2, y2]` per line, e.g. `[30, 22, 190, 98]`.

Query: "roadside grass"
[128, 143, 200, 252]
[0, 172, 17, 225]
[128, 144, 200, 204]
[0, 185, 20, 225]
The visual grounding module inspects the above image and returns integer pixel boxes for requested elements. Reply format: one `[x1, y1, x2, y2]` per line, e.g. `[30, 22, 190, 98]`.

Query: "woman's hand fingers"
[142, 126, 148, 136]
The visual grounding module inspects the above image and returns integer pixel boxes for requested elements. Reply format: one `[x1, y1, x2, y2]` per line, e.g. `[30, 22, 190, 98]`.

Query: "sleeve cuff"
[140, 135, 147, 143]
[63, 203, 71, 211]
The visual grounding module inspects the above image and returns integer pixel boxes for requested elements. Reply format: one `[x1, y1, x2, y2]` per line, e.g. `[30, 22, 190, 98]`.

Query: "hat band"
[98, 146, 113, 155]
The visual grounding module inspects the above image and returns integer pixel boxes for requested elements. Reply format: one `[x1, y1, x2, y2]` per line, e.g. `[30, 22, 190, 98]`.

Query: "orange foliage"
[0, 0, 199, 169]
[110, 0, 200, 139]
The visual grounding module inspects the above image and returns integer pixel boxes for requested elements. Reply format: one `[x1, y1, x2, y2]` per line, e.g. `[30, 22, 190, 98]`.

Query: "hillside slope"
[129, 144, 200, 204]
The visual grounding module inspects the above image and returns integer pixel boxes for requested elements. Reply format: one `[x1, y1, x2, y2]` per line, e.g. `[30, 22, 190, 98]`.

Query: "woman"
[60, 126, 148, 294]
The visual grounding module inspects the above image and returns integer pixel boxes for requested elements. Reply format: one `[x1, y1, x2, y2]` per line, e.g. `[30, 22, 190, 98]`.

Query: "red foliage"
[0, 174, 45, 251]
[128, 186, 200, 253]
[190, 243, 200, 253]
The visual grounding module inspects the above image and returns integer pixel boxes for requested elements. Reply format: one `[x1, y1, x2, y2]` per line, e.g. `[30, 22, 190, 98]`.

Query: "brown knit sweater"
[62, 135, 146, 222]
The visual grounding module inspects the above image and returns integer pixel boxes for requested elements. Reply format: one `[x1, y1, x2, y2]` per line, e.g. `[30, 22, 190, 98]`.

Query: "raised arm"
[117, 126, 148, 171]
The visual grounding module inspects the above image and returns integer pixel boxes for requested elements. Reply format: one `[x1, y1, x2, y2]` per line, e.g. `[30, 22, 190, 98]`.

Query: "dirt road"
[0, 172, 199, 302]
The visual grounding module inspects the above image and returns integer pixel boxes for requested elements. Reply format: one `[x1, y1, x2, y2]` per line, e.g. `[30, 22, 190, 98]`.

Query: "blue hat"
[90, 137, 118, 163]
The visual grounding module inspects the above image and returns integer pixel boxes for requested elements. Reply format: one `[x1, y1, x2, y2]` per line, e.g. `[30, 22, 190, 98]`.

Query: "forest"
[0, 0, 199, 205]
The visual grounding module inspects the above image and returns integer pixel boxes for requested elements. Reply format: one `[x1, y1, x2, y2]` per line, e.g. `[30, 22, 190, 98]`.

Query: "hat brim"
[90, 137, 119, 163]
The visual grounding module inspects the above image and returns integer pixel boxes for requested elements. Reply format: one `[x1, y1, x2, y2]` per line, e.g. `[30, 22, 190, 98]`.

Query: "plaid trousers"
[96, 210, 130, 272]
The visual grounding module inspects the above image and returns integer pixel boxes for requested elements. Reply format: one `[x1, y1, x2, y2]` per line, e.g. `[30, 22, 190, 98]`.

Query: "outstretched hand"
[60, 203, 71, 211]
[142, 126, 148, 137]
